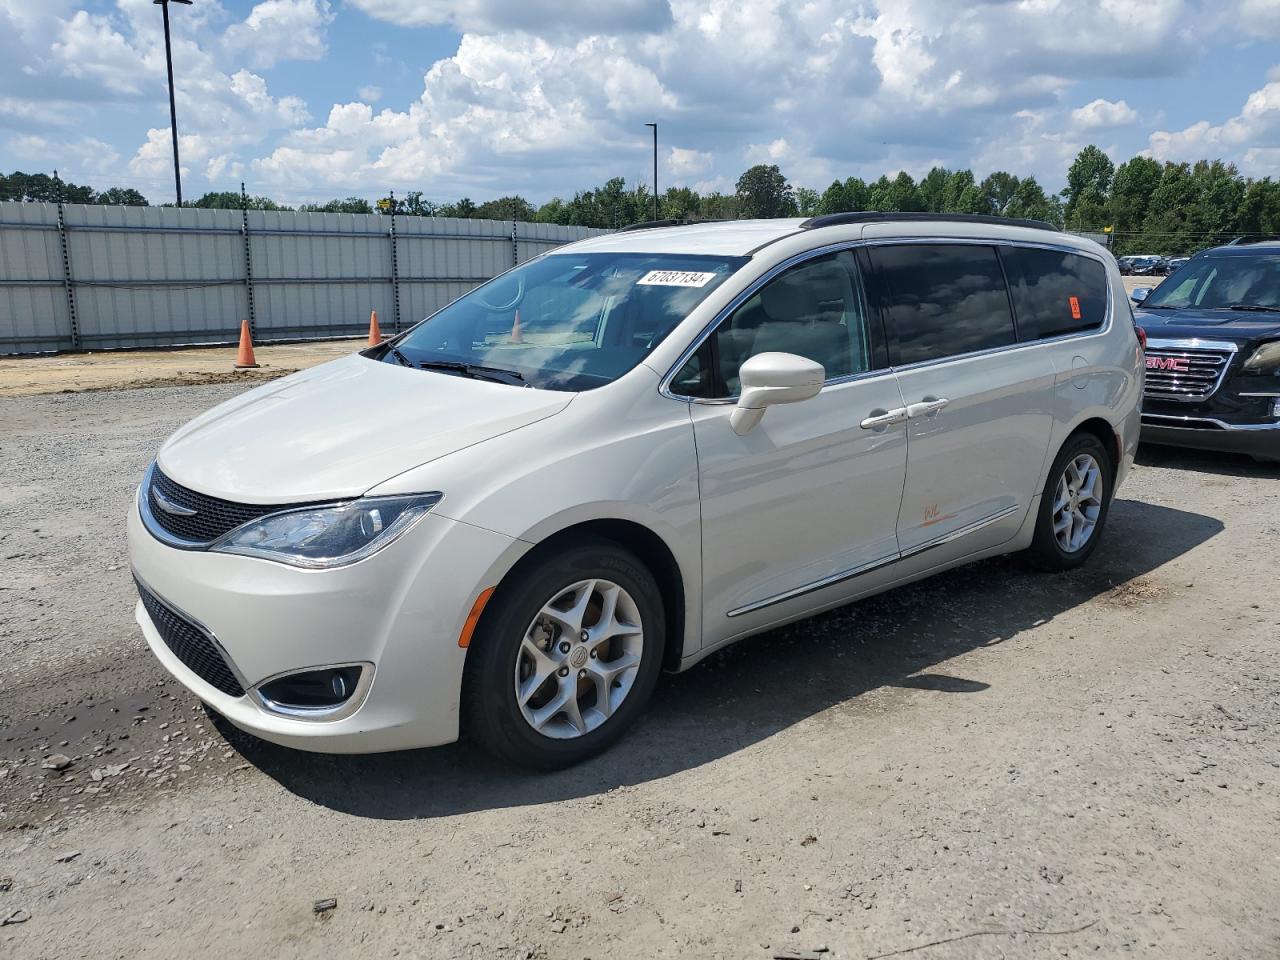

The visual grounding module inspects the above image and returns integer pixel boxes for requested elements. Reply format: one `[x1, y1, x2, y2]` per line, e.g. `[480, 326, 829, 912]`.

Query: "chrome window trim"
[660, 235, 1116, 401]
[724, 504, 1020, 618]
[251, 662, 376, 723]
[131, 568, 252, 694]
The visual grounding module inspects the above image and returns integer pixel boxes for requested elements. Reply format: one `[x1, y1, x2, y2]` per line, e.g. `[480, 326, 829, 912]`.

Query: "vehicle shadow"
[219, 497, 1222, 820]
[1137, 443, 1280, 478]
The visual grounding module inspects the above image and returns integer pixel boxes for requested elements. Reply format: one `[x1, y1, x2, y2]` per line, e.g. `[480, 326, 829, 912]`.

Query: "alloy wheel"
[513, 578, 644, 739]
[1052, 453, 1103, 553]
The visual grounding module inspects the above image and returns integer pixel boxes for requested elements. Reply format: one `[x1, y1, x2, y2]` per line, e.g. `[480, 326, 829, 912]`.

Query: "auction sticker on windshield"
[636, 270, 718, 287]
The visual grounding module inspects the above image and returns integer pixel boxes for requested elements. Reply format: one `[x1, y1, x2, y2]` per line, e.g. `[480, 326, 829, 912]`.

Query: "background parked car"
[1133, 241, 1280, 462]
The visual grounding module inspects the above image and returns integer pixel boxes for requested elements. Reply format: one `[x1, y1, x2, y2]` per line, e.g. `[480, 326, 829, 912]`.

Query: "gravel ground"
[1, 384, 1278, 960]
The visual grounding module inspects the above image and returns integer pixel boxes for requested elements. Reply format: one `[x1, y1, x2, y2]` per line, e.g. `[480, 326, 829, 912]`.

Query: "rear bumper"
[1141, 414, 1280, 461]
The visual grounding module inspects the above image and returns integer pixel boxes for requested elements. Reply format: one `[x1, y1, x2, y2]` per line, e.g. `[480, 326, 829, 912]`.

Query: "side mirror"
[1130, 287, 1151, 304]
[730, 352, 825, 435]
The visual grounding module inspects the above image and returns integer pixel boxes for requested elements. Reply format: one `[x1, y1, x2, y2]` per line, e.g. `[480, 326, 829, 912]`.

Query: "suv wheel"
[462, 539, 665, 769]
[1026, 433, 1114, 571]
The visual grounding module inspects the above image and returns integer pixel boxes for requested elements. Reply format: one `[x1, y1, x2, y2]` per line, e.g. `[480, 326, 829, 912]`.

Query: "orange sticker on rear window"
[1068, 296, 1082, 320]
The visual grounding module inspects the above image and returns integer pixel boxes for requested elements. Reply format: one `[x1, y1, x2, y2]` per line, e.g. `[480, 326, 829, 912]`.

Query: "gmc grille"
[1143, 345, 1233, 402]
[135, 579, 245, 698]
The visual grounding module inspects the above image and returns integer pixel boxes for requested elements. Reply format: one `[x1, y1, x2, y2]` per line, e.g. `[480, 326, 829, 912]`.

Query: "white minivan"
[128, 214, 1143, 768]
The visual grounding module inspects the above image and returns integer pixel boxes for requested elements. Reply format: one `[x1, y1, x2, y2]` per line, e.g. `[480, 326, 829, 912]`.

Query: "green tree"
[397, 191, 439, 217]
[816, 177, 869, 215]
[473, 195, 536, 221]
[0, 171, 94, 203]
[95, 187, 149, 206]
[1005, 176, 1062, 225]
[735, 164, 797, 218]
[979, 171, 1021, 217]
[1236, 178, 1280, 238]
[299, 197, 374, 214]
[917, 167, 953, 213]
[868, 172, 922, 212]
[1139, 162, 1198, 254]
[1063, 145, 1115, 230]
[659, 186, 703, 220]
[193, 190, 284, 210]
[700, 191, 741, 220]
[1108, 156, 1162, 251]
[795, 186, 820, 216]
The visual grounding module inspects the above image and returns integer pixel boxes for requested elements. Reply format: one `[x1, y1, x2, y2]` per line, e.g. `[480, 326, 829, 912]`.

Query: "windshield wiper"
[384, 342, 414, 367]
[1222, 303, 1280, 313]
[418, 359, 527, 386]
[1137, 303, 1177, 309]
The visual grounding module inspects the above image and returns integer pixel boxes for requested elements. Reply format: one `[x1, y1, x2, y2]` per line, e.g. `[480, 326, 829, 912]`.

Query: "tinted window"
[1004, 247, 1108, 339]
[673, 251, 872, 398]
[869, 244, 1015, 365]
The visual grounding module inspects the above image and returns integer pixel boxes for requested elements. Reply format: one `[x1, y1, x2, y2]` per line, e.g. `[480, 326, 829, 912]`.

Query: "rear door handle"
[860, 407, 908, 430]
[906, 397, 949, 419]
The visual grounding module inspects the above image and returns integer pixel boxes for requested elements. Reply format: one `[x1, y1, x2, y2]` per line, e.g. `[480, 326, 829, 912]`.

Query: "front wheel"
[461, 539, 665, 769]
[1025, 433, 1113, 571]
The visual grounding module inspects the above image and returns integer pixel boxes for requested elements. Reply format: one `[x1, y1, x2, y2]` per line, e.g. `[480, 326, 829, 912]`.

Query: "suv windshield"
[1146, 253, 1280, 310]
[384, 252, 747, 390]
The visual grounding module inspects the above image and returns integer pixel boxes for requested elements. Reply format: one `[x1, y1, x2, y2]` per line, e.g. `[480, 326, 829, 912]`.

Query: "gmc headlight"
[211, 493, 442, 568]
[1243, 341, 1280, 373]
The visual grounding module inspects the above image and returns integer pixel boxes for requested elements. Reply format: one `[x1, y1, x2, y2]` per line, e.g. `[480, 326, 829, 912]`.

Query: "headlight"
[1243, 341, 1280, 373]
[211, 493, 442, 568]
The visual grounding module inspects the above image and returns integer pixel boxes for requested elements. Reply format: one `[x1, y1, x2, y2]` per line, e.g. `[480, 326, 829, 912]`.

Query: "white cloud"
[223, 0, 334, 69]
[1072, 98, 1140, 130]
[668, 147, 712, 178]
[1147, 74, 1280, 173]
[359, 85, 384, 103]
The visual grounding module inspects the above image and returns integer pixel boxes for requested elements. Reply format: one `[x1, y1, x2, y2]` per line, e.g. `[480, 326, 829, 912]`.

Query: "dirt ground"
[1, 383, 1278, 960]
[0, 279, 1159, 399]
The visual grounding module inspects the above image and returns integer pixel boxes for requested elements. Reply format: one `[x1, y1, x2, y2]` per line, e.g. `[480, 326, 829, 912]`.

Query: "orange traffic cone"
[367, 309, 383, 347]
[510, 309, 523, 344]
[234, 319, 259, 369]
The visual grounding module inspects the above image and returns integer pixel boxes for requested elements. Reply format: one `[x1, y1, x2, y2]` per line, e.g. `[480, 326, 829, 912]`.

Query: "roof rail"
[1225, 235, 1280, 246]
[617, 218, 729, 232]
[799, 211, 1060, 232]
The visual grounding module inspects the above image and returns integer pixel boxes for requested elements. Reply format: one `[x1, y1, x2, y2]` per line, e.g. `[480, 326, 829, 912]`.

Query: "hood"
[1135, 307, 1280, 342]
[158, 354, 574, 503]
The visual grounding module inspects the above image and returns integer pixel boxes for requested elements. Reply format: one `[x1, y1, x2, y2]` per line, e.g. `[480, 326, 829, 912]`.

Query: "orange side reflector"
[1068, 296, 1082, 320]
[458, 586, 496, 648]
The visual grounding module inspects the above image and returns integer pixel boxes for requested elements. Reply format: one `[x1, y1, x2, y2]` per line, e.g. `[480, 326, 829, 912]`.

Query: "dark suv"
[1133, 241, 1280, 462]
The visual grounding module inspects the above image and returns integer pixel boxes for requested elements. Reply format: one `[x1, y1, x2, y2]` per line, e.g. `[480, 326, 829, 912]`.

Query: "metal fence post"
[511, 219, 518, 267]
[240, 182, 257, 337]
[389, 190, 402, 334]
[54, 199, 80, 351]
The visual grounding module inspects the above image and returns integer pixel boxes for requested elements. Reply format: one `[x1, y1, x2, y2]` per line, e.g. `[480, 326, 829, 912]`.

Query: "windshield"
[1146, 253, 1280, 310]
[384, 252, 747, 390]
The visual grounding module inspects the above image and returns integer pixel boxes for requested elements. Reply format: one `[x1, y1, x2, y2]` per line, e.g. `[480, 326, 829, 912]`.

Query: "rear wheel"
[1025, 433, 1113, 571]
[462, 539, 665, 769]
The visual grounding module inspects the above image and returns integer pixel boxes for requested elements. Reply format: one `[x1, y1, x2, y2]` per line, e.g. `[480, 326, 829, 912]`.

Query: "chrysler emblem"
[152, 486, 197, 517]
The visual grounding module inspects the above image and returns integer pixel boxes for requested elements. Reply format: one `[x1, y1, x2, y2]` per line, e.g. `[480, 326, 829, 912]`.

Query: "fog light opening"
[257, 666, 364, 713]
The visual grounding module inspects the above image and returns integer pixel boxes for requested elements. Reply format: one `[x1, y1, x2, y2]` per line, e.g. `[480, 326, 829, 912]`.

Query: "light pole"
[154, 0, 192, 207]
[644, 122, 658, 221]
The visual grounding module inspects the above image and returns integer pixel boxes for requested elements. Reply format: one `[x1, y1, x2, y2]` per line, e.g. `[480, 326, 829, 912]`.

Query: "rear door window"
[1003, 247, 1109, 339]
[867, 244, 1016, 365]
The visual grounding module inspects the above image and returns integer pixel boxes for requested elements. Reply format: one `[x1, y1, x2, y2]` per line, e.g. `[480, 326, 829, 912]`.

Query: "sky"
[1, 0, 1278, 207]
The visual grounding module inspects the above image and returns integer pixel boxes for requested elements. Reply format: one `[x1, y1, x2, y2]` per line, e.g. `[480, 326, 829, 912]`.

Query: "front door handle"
[860, 407, 908, 430]
[906, 397, 949, 419]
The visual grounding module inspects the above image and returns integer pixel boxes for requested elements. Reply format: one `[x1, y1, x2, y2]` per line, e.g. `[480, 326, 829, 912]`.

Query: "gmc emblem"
[1146, 356, 1190, 373]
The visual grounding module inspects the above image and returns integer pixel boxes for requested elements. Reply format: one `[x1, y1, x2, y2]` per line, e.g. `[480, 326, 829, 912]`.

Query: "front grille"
[136, 579, 245, 697]
[1143, 345, 1233, 401]
[147, 466, 278, 544]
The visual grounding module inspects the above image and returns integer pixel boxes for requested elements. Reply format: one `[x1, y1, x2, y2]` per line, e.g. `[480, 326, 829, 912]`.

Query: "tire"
[1025, 433, 1114, 571]
[461, 538, 665, 769]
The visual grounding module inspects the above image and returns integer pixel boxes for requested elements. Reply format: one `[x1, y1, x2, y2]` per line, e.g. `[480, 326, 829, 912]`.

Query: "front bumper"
[1140, 413, 1280, 461]
[127, 488, 527, 753]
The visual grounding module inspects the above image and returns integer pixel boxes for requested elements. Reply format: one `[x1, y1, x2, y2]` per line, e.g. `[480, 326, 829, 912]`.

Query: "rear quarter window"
[1002, 247, 1109, 340]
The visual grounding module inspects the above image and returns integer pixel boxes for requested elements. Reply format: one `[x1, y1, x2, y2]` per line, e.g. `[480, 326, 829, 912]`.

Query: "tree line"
[5, 144, 1279, 255]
